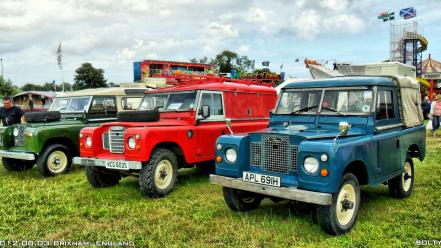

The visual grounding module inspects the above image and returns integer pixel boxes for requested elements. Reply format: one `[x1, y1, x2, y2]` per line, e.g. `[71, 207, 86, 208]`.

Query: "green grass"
[0, 134, 440, 247]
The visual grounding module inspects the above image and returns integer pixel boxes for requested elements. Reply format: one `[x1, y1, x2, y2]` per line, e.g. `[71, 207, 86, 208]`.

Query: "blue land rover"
[210, 76, 426, 235]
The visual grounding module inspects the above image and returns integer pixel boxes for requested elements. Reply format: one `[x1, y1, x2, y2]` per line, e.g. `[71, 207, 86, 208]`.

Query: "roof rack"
[160, 74, 273, 87]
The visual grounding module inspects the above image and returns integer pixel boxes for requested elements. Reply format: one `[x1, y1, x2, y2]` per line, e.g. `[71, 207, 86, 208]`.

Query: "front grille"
[109, 126, 125, 153]
[102, 132, 110, 150]
[14, 125, 26, 146]
[250, 135, 298, 174]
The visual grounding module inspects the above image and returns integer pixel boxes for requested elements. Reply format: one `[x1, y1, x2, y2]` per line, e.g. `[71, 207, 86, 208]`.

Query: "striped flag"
[399, 7, 416, 19]
[57, 42, 62, 69]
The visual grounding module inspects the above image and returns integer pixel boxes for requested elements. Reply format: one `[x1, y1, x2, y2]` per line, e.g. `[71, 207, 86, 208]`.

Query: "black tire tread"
[223, 187, 263, 212]
[85, 166, 121, 188]
[388, 155, 414, 198]
[139, 148, 178, 198]
[2, 158, 34, 172]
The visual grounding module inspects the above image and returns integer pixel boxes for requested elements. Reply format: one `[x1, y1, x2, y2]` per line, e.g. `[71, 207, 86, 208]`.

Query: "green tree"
[191, 50, 254, 74]
[73, 63, 107, 90]
[0, 76, 20, 96]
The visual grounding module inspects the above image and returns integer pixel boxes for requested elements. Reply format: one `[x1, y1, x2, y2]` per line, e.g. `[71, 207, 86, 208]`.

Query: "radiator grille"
[102, 132, 110, 150]
[109, 126, 125, 153]
[250, 135, 298, 174]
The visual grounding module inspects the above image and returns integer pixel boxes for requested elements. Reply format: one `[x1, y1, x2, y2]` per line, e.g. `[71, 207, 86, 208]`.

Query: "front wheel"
[37, 144, 72, 177]
[223, 187, 263, 212]
[2, 158, 34, 172]
[316, 173, 361, 235]
[388, 156, 414, 198]
[85, 166, 121, 188]
[139, 148, 178, 198]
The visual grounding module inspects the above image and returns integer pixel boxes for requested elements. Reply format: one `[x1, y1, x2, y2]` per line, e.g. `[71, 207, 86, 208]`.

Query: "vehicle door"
[375, 87, 402, 177]
[195, 91, 226, 159]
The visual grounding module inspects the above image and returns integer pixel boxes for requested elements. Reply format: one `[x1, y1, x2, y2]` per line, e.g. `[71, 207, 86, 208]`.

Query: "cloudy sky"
[1, 0, 440, 86]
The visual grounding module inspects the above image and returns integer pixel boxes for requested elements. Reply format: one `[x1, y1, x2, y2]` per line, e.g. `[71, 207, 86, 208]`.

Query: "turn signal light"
[320, 169, 328, 177]
[216, 156, 222, 163]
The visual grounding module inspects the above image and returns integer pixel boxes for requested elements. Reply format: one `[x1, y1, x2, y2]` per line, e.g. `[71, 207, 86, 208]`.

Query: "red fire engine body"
[74, 77, 277, 198]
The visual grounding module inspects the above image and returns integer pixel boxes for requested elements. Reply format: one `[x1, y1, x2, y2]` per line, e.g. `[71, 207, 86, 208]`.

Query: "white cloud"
[320, 0, 349, 12]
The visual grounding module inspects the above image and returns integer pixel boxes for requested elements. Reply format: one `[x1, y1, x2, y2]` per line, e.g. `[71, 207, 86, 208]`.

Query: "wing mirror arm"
[226, 118, 233, 135]
[334, 121, 350, 142]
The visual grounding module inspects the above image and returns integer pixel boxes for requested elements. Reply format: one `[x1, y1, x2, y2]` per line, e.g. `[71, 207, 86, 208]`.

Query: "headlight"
[303, 157, 319, 174]
[13, 127, 19, 137]
[225, 148, 237, 163]
[216, 144, 223, 150]
[128, 137, 136, 149]
[85, 136, 92, 147]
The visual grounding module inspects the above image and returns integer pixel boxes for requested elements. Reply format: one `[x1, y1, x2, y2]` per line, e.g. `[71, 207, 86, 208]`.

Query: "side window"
[89, 96, 117, 117]
[121, 97, 142, 110]
[376, 90, 395, 121]
[199, 92, 224, 117]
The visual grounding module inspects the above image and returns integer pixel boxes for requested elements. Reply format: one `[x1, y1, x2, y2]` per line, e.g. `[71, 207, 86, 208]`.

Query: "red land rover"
[74, 77, 277, 197]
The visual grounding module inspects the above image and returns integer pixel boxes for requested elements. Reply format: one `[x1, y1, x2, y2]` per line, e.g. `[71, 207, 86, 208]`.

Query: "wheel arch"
[407, 144, 422, 161]
[342, 160, 369, 186]
[150, 142, 187, 167]
[40, 137, 78, 156]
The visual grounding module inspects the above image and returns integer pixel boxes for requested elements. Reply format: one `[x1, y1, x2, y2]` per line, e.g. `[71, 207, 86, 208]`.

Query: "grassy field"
[0, 135, 440, 247]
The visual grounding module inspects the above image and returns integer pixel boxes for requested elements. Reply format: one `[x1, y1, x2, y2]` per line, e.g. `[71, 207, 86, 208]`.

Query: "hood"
[25, 119, 84, 128]
[254, 125, 367, 140]
[101, 118, 192, 128]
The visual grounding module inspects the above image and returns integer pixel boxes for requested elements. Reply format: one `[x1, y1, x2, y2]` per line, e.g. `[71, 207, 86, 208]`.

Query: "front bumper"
[210, 175, 332, 205]
[0, 150, 35, 160]
[73, 157, 143, 170]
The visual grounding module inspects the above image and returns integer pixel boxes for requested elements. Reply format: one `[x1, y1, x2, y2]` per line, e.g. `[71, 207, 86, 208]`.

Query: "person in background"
[0, 96, 25, 126]
[422, 96, 431, 120]
[28, 96, 34, 112]
[429, 95, 441, 137]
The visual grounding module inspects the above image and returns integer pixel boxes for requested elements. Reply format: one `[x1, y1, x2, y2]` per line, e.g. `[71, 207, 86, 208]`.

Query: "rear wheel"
[223, 187, 263, 212]
[85, 166, 121, 188]
[139, 148, 178, 198]
[2, 158, 34, 171]
[388, 156, 414, 198]
[316, 173, 361, 235]
[37, 144, 72, 177]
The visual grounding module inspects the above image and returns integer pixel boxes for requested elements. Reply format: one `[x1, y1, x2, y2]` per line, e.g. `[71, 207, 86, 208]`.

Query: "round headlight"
[303, 157, 319, 174]
[225, 148, 237, 163]
[13, 127, 19, 137]
[85, 136, 92, 147]
[128, 137, 136, 149]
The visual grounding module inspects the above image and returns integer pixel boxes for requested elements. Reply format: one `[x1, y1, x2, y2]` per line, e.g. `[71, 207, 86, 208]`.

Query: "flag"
[378, 11, 394, 22]
[262, 61, 270, 66]
[389, 11, 394, 20]
[57, 42, 62, 69]
[400, 7, 416, 19]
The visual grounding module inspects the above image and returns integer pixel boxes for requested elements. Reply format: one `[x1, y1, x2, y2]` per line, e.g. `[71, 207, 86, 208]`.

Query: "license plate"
[105, 160, 129, 170]
[242, 172, 280, 187]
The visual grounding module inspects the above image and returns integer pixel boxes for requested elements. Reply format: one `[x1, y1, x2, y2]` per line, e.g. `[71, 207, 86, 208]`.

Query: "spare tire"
[117, 110, 160, 122]
[24, 111, 61, 123]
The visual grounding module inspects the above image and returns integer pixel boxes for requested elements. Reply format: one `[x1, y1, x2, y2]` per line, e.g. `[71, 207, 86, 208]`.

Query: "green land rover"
[0, 87, 144, 177]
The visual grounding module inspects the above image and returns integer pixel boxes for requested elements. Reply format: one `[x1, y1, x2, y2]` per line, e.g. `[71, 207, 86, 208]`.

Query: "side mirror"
[202, 105, 210, 119]
[225, 118, 233, 134]
[339, 122, 350, 136]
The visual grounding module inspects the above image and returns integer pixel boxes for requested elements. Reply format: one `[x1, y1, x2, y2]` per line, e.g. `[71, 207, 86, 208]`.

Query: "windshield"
[139, 91, 197, 111]
[49, 97, 91, 113]
[276, 88, 373, 115]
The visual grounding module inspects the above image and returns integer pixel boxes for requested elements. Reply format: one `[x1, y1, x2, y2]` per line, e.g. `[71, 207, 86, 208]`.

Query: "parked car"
[210, 76, 426, 235]
[74, 78, 278, 198]
[0, 88, 144, 177]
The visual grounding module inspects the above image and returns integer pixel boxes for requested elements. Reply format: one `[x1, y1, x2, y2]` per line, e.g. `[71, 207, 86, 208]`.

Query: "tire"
[223, 187, 263, 212]
[316, 173, 361, 235]
[139, 148, 178, 198]
[117, 110, 160, 122]
[388, 156, 414, 198]
[37, 144, 72, 177]
[85, 166, 121, 188]
[24, 111, 61, 123]
[2, 158, 34, 171]
[195, 160, 215, 174]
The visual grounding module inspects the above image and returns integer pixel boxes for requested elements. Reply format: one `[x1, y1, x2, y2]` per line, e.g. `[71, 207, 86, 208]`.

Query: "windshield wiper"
[321, 107, 345, 116]
[289, 105, 319, 114]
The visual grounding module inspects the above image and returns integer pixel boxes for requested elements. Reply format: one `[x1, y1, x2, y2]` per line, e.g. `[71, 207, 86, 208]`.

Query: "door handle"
[396, 140, 400, 149]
